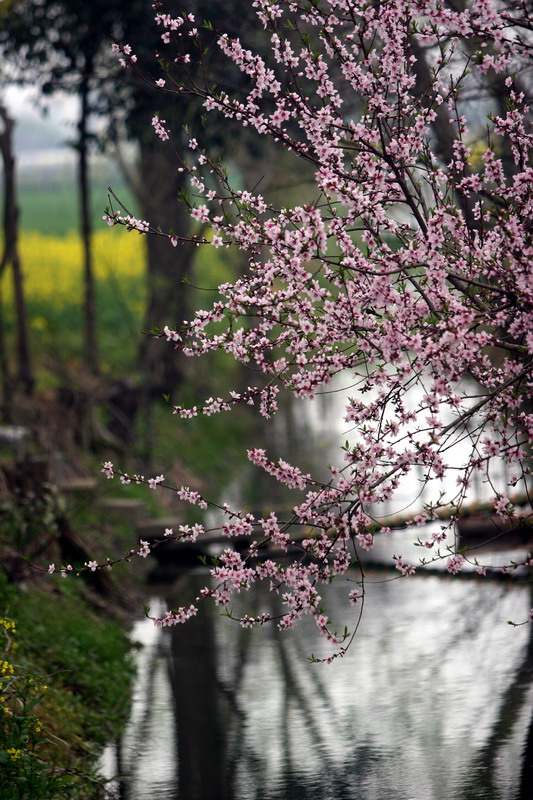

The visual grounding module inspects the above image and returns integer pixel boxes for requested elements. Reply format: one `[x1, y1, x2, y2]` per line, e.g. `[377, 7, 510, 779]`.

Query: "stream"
[101, 380, 533, 799]
[101, 570, 533, 800]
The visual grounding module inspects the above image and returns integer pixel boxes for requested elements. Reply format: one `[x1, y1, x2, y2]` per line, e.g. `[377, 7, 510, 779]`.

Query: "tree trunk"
[136, 135, 196, 397]
[0, 103, 34, 397]
[0, 282, 12, 420]
[77, 62, 99, 375]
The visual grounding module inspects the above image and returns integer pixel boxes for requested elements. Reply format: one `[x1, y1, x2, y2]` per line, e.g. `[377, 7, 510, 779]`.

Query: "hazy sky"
[4, 85, 77, 153]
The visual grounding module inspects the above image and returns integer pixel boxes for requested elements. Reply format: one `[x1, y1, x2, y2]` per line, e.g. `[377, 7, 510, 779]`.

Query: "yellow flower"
[7, 748, 21, 761]
[2, 230, 146, 310]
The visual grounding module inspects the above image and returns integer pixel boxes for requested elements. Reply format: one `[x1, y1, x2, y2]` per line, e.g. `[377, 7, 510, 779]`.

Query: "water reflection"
[103, 379, 533, 798]
[104, 570, 532, 800]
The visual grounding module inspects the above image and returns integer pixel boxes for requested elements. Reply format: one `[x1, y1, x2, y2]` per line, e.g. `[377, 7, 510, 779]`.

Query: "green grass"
[18, 173, 135, 237]
[0, 573, 134, 799]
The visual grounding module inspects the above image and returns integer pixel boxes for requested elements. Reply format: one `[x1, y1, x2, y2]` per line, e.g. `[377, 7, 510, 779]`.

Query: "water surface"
[103, 382, 533, 799]
[103, 569, 533, 800]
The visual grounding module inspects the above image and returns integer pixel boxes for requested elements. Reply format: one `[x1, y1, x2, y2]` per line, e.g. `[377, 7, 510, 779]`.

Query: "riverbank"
[0, 572, 134, 799]
[0, 373, 254, 798]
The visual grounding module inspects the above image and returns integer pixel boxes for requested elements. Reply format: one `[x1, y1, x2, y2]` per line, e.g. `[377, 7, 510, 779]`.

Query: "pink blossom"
[101, 461, 114, 479]
[137, 541, 151, 558]
[447, 555, 465, 575]
[356, 533, 374, 551]
[152, 116, 169, 142]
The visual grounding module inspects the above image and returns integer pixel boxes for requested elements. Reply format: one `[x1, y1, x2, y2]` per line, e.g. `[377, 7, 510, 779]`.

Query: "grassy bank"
[0, 573, 134, 799]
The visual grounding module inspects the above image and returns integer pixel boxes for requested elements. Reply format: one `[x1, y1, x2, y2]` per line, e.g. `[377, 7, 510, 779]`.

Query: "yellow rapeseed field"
[1, 226, 234, 371]
[2, 228, 147, 311]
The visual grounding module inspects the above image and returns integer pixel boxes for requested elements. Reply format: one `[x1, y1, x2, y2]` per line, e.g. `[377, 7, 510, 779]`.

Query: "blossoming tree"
[88, 0, 533, 656]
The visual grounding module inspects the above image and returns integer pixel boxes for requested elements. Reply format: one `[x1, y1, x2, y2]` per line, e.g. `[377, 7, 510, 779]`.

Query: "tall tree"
[0, 103, 33, 398]
[109, 0, 271, 397]
[0, 0, 263, 396]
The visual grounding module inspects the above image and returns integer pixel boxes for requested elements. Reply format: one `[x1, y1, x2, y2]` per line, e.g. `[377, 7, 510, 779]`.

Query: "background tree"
[106, 0, 281, 397]
[0, 0, 273, 400]
[0, 102, 33, 401]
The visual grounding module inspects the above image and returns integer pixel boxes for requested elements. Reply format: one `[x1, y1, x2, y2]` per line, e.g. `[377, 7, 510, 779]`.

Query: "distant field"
[3, 176, 236, 376]
[18, 175, 135, 237]
[2, 228, 147, 374]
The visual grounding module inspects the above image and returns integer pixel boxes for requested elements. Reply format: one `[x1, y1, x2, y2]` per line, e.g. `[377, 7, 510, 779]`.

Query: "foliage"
[0, 619, 60, 800]
[0, 0, 123, 95]
[0, 575, 134, 797]
[0, 481, 61, 557]
[67, 0, 533, 657]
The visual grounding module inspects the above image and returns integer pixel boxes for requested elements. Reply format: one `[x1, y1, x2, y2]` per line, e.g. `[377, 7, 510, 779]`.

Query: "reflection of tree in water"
[166, 572, 229, 799]
[162, 580, 407, 799]
[115, 645, 166, 799]
[166, 578, 371, 799]
[521, 698, 533, 799]
[262, 582, 533, 800]
[462, 585, 533, 800]
[109, 604, 177, 800]
[115, 570, 532, 800]
[166, 572, 271, 800]
[265, 592, 389, 800]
